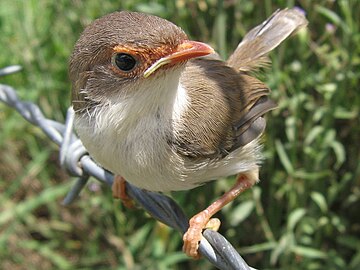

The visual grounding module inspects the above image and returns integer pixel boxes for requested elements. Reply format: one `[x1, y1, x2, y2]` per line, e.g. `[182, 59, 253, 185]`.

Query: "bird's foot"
[183, 209, 221, 259]
[112, 175, 135, 208]
[182, 170, 258, 259]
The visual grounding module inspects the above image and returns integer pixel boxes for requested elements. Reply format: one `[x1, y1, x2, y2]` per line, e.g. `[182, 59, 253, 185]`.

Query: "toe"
[183, 228, 201, 258]
[205, 218, 221, 231]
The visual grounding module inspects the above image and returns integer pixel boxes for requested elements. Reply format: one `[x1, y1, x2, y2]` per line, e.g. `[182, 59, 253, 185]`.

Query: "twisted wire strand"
[0, 66, 256, 270]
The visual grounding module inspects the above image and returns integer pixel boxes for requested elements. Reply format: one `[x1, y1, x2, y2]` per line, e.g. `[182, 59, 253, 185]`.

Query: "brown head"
[69, 11, 213, 112]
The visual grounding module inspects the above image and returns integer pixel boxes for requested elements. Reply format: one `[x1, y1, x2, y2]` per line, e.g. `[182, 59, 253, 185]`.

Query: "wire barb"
[0, 65, 257, 270]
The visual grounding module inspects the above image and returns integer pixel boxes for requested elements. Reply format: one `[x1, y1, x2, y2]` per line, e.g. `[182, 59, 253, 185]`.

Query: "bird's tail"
[227, 8, 308, 71]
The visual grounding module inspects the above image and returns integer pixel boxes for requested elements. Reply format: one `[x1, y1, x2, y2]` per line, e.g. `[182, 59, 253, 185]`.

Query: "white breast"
[75, 69, 261, 192]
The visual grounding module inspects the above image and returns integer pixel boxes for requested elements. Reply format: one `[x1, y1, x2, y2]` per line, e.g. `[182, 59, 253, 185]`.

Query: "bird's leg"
[112, 175, 135, 208]
[183, 169, 259, 258]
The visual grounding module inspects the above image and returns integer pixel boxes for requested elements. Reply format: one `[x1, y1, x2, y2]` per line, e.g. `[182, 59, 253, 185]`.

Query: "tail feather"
[227, 8, 308, 71]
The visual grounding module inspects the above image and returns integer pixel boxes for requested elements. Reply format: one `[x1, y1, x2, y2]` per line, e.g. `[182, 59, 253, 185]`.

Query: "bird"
[69, 9, 308, 258]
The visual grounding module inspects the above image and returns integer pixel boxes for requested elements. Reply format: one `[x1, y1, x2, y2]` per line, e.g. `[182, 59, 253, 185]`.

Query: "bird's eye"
[113, 53, 137, 72]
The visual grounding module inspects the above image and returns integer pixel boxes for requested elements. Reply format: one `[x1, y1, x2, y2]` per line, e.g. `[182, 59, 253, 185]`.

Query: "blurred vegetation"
[0, 0, 359, 269]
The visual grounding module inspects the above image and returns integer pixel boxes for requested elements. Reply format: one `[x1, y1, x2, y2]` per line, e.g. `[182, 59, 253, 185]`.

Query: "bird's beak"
[144, 41, 214, 78]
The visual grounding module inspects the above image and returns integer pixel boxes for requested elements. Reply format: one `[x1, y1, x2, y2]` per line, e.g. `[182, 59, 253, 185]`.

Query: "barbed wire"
[0, 65, 257, 270]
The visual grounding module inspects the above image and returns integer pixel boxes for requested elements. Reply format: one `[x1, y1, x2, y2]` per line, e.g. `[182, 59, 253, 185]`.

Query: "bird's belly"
[75, 114, 192, 191]
[75, 115, 262, 192]
[82, 132, 196, 191]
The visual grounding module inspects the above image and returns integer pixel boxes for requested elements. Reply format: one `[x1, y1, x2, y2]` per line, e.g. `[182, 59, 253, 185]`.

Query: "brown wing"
[173, 58, 275, 159]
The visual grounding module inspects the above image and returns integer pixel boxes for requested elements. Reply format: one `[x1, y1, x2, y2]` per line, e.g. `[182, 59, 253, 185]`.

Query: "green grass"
[1, 0, 359, 269]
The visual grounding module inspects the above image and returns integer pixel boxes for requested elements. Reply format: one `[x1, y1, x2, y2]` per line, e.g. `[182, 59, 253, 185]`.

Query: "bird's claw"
[112, 175, 135, 208]
[183, 225, 202, 259]
[183, 211, 221, 258]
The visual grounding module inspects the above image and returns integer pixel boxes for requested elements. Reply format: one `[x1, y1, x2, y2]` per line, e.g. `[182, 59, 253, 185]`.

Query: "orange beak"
[144, 40, 214, 78]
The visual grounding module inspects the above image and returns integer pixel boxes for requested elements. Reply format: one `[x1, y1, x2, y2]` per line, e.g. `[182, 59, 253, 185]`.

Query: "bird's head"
[69, 11, 214, 112]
